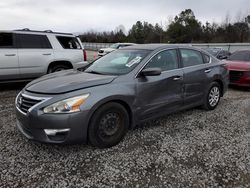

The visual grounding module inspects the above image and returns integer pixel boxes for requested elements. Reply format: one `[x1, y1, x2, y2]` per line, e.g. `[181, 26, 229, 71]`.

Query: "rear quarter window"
[56, 36, 81, 49]
[203, 53, 211, 63]
[229, 51, 250, 61]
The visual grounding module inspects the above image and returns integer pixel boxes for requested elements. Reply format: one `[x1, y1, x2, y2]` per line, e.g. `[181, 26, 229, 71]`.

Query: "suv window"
[56, 36, 81, 49]
[180, 49, 204, 67]
[0, 33, 13, 48]
[16, 34, 52, 49]
[145, 49, 179, 71]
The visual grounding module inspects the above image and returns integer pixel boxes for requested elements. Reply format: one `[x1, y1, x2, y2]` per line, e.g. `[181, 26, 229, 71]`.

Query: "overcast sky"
[0, 0, 249, 33]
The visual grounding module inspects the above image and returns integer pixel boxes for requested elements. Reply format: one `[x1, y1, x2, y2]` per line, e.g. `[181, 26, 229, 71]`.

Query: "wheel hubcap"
[99, 112, 120, 137]
[209, 86, 220, 107]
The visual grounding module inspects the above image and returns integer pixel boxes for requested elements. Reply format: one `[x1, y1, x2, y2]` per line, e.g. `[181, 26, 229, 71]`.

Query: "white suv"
[0, 29, 88, 82]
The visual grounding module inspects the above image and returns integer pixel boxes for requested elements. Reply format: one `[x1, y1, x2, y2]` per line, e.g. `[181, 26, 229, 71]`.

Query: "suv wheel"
[88, 102, 129, 148]
[203, 82, 221, 110]
[48, 64, 70, 73]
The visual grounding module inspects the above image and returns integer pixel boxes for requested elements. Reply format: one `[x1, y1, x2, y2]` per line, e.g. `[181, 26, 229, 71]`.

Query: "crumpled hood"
[226, 60, 250, 71]
[25, 70, 117, 94]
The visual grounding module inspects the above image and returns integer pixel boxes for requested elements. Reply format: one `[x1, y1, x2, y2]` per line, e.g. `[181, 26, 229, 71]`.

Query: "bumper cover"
[15, 107, 90, 144]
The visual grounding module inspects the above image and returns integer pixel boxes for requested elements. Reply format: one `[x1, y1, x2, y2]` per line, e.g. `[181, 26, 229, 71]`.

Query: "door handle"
[42, 53, 52, 56]
[5, 54, 16, 56]
[205, 69, 211, 73]
[173, 76, 182, 81]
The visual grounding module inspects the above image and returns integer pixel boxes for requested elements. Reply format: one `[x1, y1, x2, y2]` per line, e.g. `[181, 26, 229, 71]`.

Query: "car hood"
[101, 48, 115, 53]
[225, 60, 250, 71]
[25, 70, 117, 94]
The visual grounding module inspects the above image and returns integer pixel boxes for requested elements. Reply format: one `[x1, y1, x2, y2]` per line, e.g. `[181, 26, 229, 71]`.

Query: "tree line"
[79, 9, 250, 44]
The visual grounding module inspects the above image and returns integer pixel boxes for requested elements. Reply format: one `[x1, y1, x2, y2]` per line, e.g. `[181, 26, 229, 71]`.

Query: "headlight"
[43, 94, 90, 114]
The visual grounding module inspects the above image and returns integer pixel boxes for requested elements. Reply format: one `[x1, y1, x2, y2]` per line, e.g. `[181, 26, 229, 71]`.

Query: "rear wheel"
[88, 102, 129, 148]
[48, 64, 71, 73]
[203, 82, 221, 110]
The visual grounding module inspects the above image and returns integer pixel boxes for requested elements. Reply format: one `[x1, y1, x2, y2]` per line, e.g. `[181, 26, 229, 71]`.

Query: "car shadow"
[0, 82, 28, 92]
[229, 85, 250, 92]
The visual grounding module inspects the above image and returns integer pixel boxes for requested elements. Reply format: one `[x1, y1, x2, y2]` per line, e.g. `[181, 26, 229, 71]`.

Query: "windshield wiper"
[85, 70, 105, 75]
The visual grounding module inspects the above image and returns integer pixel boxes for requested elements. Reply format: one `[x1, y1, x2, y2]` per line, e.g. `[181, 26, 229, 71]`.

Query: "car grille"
[229, 71, 243, 82]
[17, 94, 42, 114]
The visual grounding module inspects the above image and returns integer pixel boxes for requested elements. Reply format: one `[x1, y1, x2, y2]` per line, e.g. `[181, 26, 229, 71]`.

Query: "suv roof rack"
[14, 28, 73, 35]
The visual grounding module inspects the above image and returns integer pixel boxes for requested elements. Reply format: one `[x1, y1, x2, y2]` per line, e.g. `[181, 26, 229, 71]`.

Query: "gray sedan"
[15, 44, 229, 148]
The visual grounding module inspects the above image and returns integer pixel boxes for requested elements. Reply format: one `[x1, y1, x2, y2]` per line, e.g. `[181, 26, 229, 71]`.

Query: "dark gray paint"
[15, 44, 229, 144]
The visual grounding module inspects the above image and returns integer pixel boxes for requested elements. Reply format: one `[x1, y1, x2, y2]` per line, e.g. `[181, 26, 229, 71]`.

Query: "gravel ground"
[0, 84, 249, 188]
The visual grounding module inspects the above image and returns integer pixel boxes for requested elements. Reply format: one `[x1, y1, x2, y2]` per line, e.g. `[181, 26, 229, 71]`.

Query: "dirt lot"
[0, 84, 249, 188]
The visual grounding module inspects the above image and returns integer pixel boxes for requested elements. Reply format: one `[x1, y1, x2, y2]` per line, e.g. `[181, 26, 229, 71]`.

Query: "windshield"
[204, 48, 220, 56]
[85, 50, 150, 75]
[228, 51, 250, 61]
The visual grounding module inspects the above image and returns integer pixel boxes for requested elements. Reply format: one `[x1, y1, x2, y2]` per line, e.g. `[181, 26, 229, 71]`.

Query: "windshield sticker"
[125, 57, 142, 67]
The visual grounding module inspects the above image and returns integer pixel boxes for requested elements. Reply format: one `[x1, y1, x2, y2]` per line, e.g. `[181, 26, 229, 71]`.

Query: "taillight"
[83, 50, 87, 61]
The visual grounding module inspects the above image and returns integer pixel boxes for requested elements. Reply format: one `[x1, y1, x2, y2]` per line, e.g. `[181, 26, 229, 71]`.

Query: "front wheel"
[88, 102, 129, 148]
[203, 82, 221, 110]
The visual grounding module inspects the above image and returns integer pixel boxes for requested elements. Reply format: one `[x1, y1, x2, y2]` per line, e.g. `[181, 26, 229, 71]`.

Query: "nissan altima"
[15, 44, 229, 148]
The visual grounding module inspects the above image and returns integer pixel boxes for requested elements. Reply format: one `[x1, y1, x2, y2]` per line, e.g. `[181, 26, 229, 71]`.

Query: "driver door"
[136, 49, 184, 120]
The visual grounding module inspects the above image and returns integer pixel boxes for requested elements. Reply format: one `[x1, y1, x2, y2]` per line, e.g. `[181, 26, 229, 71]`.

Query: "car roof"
[122, 44, 194, 51]
[0, 29, 74, 37]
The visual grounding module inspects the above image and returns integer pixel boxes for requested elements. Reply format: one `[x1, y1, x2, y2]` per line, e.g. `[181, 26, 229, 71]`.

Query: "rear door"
[179, 48, 210, 105]
[0, 33, 19, 80]
[16, 33, 53, 78]
[136, 49, 184, 120]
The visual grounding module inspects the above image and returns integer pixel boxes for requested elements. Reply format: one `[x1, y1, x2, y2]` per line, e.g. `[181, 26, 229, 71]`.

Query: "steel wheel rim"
[209, 86, 220, 107]
[98, 112, 121, 138]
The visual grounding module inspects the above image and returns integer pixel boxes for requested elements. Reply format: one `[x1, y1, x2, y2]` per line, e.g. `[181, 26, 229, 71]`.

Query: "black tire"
[48, 64, 70, 73]
[203, 82, 221, 110]
[88, 102, 129, 148]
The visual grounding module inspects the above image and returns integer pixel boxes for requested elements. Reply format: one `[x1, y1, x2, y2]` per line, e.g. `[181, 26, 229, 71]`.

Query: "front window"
[85, 50, 150, 75]
[145, 49, 179, 71]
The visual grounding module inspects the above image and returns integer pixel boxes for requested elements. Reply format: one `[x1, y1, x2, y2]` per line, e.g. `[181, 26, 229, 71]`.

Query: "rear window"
[16, 34, 52, 49]
[228, 51, 250, 61]
[56, 36, 81, 49]
[0, 33, 13, 48]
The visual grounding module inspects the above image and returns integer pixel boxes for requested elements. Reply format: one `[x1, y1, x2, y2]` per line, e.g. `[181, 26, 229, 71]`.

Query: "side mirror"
[217, 55, 228, 60]
[140, 68, 162, 77]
